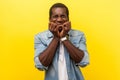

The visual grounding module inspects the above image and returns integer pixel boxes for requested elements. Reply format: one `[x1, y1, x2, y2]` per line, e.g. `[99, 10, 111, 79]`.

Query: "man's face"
[50, 7, 68, 25]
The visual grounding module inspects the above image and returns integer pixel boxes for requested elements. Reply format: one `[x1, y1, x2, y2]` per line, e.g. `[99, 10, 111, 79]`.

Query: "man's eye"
[61, 15, 66, 18]
[53, 15, 58, 18]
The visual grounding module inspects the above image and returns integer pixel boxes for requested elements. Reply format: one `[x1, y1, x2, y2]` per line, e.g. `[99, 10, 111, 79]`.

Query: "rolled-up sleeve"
[76, 33, 89, 67]
[34, 35, 48, 70]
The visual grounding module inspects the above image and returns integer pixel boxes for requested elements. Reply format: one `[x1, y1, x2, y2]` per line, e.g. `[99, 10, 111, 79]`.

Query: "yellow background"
[0, 0, 120, 80]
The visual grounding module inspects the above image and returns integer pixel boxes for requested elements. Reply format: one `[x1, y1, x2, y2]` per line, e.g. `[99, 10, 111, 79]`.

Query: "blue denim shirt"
[34, 29, 89, 80]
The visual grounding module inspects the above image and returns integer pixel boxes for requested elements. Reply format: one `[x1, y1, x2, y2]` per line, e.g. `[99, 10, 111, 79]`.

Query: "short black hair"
[49, 3, 69, 20]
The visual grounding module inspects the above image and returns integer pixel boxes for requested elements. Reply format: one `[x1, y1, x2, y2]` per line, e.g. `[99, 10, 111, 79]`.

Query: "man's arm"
[60, 22, 85, 63]
[38, 22, 60, 67]
[39, 37, 59, 67]
[62, 40, 84, 63]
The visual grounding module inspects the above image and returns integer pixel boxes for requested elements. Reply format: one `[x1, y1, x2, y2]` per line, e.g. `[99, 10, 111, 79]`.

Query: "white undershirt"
[58, 42, 68, 80]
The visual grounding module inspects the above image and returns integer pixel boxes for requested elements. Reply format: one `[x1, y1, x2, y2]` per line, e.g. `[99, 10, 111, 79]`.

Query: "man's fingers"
[49, 22, 57, 32]
[63, 21, 71, 31]
[49, 21, 71, 38]
[63, 21, 70, 27]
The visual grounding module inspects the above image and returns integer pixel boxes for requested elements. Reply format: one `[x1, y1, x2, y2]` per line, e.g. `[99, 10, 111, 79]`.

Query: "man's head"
[49, 3, 69, 25]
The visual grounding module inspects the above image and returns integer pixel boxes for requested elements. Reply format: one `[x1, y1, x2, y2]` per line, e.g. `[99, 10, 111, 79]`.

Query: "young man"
[34, 3, 89, 80]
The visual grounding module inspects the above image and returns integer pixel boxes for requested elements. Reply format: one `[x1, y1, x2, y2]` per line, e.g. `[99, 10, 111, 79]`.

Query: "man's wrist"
[60, 36, 67, 41]
[60, 35, 69, 42]
[53, 36, 60, 42]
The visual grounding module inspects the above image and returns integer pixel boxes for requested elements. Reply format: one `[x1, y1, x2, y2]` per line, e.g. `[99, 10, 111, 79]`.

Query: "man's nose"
[57, 17, 63, 23]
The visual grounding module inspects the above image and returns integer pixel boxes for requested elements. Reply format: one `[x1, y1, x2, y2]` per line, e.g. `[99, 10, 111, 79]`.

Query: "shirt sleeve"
[76, 33, 90, 67]
[34, 35, 48, 70]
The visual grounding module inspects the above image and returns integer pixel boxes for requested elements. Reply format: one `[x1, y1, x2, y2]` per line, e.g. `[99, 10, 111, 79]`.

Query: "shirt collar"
[47, 30, 53, 38]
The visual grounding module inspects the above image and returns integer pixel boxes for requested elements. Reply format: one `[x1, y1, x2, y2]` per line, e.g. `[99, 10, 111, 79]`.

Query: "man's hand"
[59, 21, 71, 38]
[49, 22, 60, 38]
[49, 21, 71, 38]
[63, 21, 71, 33]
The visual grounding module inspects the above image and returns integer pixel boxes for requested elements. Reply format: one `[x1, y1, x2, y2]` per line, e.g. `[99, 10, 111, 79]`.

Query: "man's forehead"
[51, 7, 67, 14]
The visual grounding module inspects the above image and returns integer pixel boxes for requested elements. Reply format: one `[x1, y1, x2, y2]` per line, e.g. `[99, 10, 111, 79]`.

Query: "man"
[34, 3, 89, 80]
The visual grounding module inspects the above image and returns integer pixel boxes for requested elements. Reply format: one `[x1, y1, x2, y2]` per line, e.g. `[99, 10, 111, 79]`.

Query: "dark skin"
[39, 7, 84, 67]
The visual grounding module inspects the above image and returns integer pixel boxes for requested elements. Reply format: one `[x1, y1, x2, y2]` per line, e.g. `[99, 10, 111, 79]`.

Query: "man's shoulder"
[69, 29, 84, 37]
[35, 30, 51, 39]
[35, 30, 49, 35]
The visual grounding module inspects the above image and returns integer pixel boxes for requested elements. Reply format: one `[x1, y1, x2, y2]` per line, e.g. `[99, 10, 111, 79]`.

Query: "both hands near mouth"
[49, 21, 71, 38]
